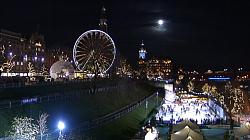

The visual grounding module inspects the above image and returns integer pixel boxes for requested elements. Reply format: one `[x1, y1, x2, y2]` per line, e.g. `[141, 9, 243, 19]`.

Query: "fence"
[70, 92, 157, 133]
[0, 85, 123, 110]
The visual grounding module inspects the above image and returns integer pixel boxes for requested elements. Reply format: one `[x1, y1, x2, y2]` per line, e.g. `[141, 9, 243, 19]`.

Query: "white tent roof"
[50, 60, 74, 79]
[172, 119, 200, 132]
[171, 126, 203, 140]
[234, 123, 250, 137]
[186, 136, 194, 140]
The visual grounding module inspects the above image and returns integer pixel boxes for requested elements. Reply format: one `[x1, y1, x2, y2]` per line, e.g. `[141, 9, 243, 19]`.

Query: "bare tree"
[40, 65, 49, 78]
[0, 55, 16, 75]
[27, 62, 36, 76]
[9, 116, 39, 140]
[187, 81, 194, 92]
[37, 113, 49, 140]
[222, 83, 244, 130]
[202, 82, 245, 130]
[210, 85, 218, 97]
[202, 83, 211, 94]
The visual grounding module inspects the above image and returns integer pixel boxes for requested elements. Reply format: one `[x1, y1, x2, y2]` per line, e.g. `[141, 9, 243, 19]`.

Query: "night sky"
[1, 0, 250, 70]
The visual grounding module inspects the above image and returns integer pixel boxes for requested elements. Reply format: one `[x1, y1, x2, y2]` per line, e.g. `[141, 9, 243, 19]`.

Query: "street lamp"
[156, 92, 159, 105]
[58, 121, 65, 140]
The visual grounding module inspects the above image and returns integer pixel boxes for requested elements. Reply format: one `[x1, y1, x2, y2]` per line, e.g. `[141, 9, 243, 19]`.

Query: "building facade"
[137, 40, 173, 80]
[146, 58, 172, 80]
[0, 29, 45, 76]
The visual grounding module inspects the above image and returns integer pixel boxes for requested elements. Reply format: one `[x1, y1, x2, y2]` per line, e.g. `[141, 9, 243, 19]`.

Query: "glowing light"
[23, 55, 28, 61]
[158, 19, 164, 25]
[208, 77, 231, 80]
[35, 42, 42, 47]
[58, 121, 65, 130]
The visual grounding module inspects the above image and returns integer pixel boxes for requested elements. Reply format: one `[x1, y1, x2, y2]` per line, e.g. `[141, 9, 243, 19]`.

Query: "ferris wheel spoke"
[76, 54, 89, 62]
[103, 43, 114, 49]
[90, 33, 96, 47]
[99, 34, 107, 44]
[75, 49, 88, 53]
[76, 54, 88, 59]
[98, 34, 104, 43]
[102, 39, 112, 46]
[77, 46, 87, 51]
[99, 54, 110, 61]
[101, 47, 114, 52]
[102, 39, 110, 47]
[84, 36, 92, 48]
[101, 52, 114, 58]
[78, 41, 89, 49]
[73, 30, 116, 73]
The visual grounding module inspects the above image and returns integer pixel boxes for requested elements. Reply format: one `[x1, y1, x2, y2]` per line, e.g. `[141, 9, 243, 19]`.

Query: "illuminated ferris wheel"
[73, 30, 116, 74]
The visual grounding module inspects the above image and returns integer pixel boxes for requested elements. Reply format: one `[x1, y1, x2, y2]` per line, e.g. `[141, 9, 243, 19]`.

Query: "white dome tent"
[172, 119, 200, 133]
[171, 126, 203, 140]
[50, 60, 74, 80]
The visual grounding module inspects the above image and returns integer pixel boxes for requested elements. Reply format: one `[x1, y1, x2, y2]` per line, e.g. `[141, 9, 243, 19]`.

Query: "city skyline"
[1, 0, 250, 70]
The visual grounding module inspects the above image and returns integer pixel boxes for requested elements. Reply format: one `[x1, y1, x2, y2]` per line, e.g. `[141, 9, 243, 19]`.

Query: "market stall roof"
[172, 119, 200, 132]
[171, 126, 203, 140]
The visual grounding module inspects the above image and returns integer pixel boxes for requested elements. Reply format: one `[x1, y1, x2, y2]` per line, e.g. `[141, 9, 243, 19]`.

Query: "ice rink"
[156, 90, 223, 124]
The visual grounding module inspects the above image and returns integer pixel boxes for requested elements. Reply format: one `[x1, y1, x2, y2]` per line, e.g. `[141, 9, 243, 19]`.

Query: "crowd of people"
[155, 92, 224, 125]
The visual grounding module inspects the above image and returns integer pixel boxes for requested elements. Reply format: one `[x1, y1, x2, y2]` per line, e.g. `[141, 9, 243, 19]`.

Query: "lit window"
[21, 62, 23, 65]
[23, 55, 28, 61]
[17, 62, 19, 65]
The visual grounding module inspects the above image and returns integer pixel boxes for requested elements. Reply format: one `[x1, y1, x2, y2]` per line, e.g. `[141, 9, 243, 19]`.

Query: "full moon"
[158, 19, 164, 25]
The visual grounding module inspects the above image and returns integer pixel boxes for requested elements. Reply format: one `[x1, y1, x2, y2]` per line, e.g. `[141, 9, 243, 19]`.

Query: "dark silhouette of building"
[99, 6, 108, 32]
[0, 29, 45, 76]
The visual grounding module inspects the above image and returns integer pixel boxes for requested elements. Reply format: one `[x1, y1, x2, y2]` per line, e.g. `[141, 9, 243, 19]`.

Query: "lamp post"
[156, 92, 159, 106]
[58, 121, 65, 140]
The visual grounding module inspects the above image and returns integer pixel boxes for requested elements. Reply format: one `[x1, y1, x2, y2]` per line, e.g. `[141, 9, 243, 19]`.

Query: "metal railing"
[70, 92, 157, 133]
[0, 85, 122, 110]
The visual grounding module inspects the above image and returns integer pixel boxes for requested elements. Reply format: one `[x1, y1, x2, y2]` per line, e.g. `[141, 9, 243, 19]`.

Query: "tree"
[187, 81, 194, 92]
[27, 62, 36, 76]
[37, 113, 49, 140]
[211, 82, 244, 130]
[9, 116, 39, 140]
[41, 65, 49, 77]
[0, 55, 16, 75]
[223, 84, 244, 129]
[202, 83, 211, 94]
[210, 85, 218, 97]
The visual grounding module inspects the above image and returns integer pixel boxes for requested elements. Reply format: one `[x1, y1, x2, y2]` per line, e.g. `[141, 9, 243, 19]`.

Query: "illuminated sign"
[208, 77, 231, 80]
[22, 97, 38, 104]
